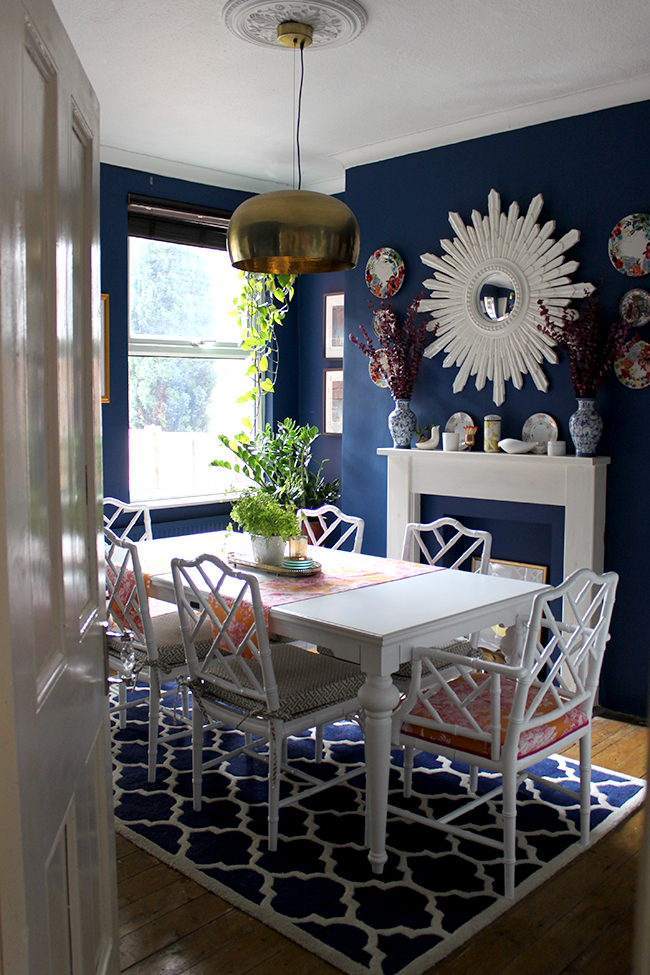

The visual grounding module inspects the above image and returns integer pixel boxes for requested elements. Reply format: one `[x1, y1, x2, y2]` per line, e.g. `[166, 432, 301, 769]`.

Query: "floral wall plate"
[619, 289, 650, 327]
[608, 213, 650, 276]
[369, 351, 389, 387]
[365, 247, 405, 298]
[614, 337, 650, 388]
[373, 306, 397, 336]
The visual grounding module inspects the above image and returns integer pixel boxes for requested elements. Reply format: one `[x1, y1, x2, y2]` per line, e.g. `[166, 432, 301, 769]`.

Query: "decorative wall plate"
[369, 351, 389, 387]
[619, 289, 650, 327]
[522, 413, 558, 453]
[365, 248, 405, 298]
[445, 412, 474, 436]
[608, 214, 650, 276]
[614, 337, 650, 388]
[421, 190, 593, 406]
[373, 306, 397, 336]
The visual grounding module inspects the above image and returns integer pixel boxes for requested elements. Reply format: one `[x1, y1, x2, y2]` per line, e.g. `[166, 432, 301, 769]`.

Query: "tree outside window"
[128, 237, 251, 501]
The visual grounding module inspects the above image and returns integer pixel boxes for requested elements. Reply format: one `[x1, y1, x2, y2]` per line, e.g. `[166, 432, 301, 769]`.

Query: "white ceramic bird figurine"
[415, 426, 440, 450]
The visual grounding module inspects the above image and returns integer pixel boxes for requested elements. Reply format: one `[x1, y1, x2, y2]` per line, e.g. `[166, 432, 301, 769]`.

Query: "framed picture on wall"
[323, 292, 344, 359]
[101, 293, 110, 403]
[472, 557, 548, 652]
[323, 368, 343, 435]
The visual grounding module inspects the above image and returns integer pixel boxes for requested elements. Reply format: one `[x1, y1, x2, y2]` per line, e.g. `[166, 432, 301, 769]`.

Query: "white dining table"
[134, 531, 549, 873]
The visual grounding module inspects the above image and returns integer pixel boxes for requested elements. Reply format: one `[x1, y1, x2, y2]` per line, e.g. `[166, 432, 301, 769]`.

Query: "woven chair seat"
[195, 643, 365, 721]
[108, 613, 212, 674]
[394, 640, 483, 680]
[106, 635, 148, 668]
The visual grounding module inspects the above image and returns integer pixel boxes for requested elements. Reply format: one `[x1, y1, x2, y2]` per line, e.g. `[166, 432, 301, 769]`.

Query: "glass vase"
[388, 398, 416, 449]
[568, 397, 603, 457]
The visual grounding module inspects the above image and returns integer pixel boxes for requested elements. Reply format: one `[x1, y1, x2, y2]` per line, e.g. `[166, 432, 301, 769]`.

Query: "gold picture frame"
[472, 557, 548, 651]
[101, 293, 110, 403]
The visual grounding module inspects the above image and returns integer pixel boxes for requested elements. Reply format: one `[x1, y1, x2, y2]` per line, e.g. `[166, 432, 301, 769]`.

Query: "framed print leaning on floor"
[472, 558, 548, 653]
[324, 292, 344, 359]
[323, 368, 343, 435]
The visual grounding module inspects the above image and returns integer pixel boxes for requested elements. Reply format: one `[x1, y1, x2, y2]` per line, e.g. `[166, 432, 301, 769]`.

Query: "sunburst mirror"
[420, 189, 594, 405]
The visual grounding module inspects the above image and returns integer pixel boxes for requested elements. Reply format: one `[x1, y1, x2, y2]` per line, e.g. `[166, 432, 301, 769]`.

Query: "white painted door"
[0, 0, 119, 972]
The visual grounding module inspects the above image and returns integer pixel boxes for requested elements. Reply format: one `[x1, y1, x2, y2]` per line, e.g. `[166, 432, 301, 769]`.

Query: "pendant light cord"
[292, 46, 296, 190]
[295, 40, 305, 190]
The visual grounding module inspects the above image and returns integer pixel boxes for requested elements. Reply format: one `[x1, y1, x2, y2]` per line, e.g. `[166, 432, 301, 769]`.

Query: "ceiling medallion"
[420, 189, 594, 406]
[222, 0, 367, 48]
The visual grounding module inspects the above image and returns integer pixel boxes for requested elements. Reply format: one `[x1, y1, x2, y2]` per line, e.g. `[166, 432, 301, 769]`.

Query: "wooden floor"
[116, 712, 647, 975]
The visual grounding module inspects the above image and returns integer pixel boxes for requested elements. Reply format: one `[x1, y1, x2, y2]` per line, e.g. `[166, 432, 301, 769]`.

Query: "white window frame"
[126, 204, 264, 504]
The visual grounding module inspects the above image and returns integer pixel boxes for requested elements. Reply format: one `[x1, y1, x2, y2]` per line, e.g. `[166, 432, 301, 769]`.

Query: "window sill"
[128, 491, 245, 509]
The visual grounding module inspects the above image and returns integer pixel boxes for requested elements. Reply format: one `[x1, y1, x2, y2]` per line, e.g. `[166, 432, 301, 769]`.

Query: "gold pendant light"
[227, 21, 360, 274]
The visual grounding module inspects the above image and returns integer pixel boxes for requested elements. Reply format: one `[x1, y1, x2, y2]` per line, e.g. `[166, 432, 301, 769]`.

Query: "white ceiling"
[52, 0, 650, 195]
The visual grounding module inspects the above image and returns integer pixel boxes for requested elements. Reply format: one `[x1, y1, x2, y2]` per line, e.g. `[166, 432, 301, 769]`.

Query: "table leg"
[357, 674, 401, 874]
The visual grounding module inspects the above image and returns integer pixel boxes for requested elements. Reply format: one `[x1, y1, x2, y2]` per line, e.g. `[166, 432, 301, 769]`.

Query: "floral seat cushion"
[401, 673, 589, 760]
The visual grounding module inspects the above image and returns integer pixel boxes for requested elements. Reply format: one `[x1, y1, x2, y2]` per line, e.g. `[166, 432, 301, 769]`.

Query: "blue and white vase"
[388, 398, 416, 449]
[568, 398, 603, 457]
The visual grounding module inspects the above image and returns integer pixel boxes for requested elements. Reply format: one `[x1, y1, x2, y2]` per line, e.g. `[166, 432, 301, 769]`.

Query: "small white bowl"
[498, 438, 536, 454]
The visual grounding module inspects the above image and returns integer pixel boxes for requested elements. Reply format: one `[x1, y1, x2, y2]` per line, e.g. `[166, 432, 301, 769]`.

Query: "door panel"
[0, 0, 119, 972]
[23, 17, 66, 694]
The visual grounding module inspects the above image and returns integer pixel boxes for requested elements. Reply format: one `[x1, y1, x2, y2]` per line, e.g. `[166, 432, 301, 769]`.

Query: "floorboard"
[117, 716, 648, 974]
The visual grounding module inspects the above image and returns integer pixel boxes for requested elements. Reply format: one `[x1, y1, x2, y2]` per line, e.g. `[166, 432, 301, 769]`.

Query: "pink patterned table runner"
[134, 531, 441, 641]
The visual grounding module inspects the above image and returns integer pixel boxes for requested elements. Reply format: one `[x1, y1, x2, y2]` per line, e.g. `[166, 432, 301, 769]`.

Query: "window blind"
[127, 194, 231, 250]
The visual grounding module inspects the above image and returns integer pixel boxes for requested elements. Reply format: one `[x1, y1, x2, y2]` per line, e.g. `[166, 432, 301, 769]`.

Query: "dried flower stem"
[537, 287, 629, 397]
[349, 295, 432, 400]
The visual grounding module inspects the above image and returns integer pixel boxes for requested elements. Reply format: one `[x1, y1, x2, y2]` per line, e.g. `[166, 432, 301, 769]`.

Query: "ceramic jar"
[388, 398, 416, 449]
[483, 414, 501, 452]
[568, 398, 603, 457]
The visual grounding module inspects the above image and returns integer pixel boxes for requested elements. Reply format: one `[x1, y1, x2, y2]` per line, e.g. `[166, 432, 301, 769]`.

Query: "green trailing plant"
[229, 490, 299, 541]
[211, 418, 340, 509]
[233, 271, 296, 424]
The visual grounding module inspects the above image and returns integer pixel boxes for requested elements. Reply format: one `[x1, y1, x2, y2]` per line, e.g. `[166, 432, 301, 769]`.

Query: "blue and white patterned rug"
[112, 692, 645, 975]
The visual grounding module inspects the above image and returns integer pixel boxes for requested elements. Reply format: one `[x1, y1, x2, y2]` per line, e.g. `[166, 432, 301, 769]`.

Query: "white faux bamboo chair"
[289, 505, 365, 685]
[103, 497, 153, 542]
[398, 517, 493, 673]
[390, 567, 618, 898]
[297, 504, 365, 553]
[171, 553, 366, 852]
[401, 516, 491, 577]
[105, 527, 209, 781]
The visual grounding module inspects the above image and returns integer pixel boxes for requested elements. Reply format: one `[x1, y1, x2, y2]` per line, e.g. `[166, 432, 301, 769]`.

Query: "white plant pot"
[250, 534, 286, 566]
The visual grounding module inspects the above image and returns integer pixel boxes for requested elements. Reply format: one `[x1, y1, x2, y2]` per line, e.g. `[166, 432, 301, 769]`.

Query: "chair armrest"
[412, 645, 527, 681]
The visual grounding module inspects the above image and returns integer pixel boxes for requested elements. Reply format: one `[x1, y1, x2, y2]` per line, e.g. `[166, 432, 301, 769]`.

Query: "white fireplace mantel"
[377, 448, 610, 580]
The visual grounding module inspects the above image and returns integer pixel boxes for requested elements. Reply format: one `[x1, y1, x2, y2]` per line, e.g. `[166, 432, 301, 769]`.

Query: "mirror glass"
[478, 272, 516, 322]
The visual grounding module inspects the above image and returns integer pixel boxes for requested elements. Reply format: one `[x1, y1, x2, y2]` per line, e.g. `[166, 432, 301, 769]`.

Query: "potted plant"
[230, 490, 300, 566]
[211, 418, 340, 509]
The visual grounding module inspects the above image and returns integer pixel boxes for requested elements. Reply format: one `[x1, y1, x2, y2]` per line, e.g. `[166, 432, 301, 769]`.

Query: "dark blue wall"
[295, 268, 345, 484]
[100, 99, 650, 715]
[100, 163, 300, 533]
[322, 98, 650, 716]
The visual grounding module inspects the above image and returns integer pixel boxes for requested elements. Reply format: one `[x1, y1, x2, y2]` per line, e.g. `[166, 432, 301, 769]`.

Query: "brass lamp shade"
[227, 189, 360, 274]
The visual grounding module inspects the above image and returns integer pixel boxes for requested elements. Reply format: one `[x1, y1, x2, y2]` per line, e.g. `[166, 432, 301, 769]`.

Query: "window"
[127, 196, 253, 502]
